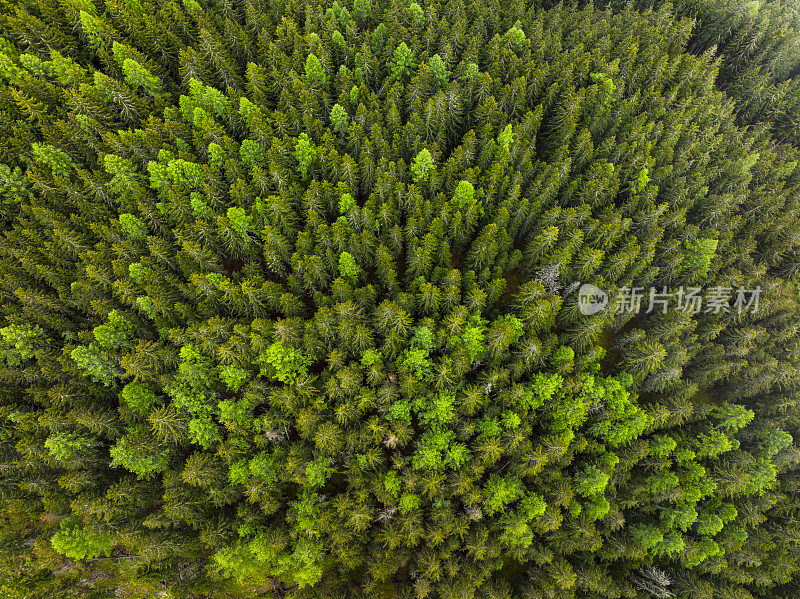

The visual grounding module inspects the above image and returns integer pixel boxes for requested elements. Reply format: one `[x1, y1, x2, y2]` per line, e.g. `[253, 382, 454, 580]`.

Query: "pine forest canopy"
[1, 0, 800, 598]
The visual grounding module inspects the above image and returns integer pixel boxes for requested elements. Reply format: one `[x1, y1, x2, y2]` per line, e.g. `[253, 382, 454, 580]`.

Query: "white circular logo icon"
[578, 283, 608, 315]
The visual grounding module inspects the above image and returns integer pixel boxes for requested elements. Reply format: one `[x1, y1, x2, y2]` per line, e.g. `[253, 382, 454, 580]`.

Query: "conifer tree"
[0, 0, 799, 597]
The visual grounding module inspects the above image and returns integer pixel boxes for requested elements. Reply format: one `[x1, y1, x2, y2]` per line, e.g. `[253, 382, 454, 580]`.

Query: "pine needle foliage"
[0, 0, 800, 598]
